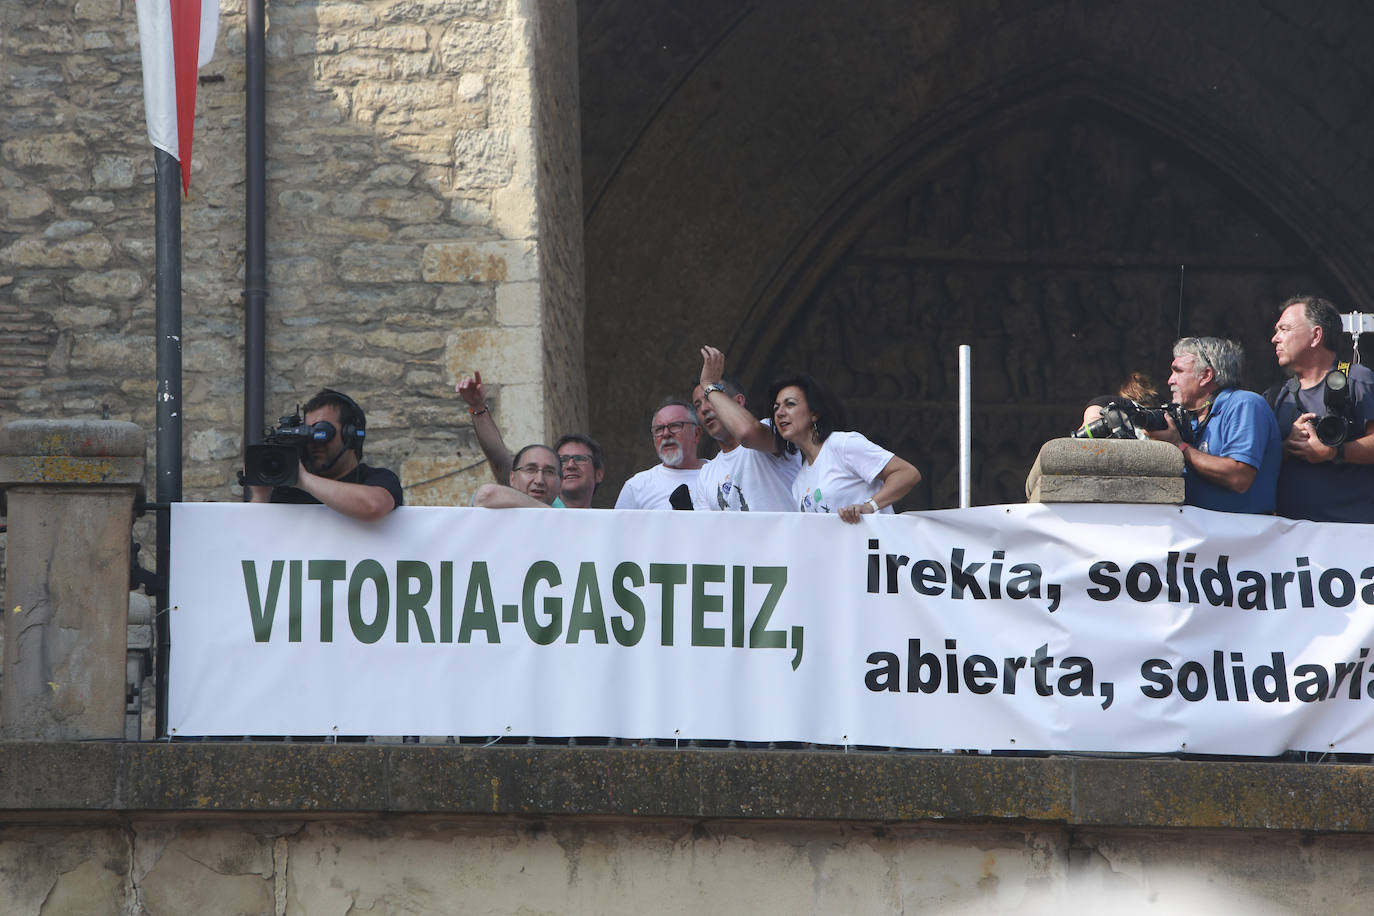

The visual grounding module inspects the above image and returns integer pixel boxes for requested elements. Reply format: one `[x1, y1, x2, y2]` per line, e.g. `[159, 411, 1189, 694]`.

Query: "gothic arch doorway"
[731, 95, 1336, 508]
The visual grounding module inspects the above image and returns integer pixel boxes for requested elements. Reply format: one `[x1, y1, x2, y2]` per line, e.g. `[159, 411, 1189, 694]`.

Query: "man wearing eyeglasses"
[471, 443, 564, 509]
[456, 371, 606, 508]
[1144, 337, 1280, 514]
[613, 400, 708, 510]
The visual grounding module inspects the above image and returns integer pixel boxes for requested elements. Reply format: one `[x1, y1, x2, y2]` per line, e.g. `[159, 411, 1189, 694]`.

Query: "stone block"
[0, 419, 146, 488]
[1028, 475, 1184, 505]
[451, 127, 515, 188]
[1026, 438, 1184, 505]
[0, 185, 54, 219]
[401, 455, 490, 507]
[1, 420, 145, 740]
[422, 239, 535, 283]
[495, 279, 540, 326]
[67, 268, 144, 300]
[335, 244, 424, 283]
[445, 326, 542, 386]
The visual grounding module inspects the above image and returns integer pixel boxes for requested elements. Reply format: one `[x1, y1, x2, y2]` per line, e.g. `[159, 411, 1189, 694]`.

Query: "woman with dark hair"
[768, 374, 922, 522]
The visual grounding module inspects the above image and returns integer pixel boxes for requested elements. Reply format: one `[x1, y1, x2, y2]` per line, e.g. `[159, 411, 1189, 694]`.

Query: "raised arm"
[698, 346, 778, 452]
[456, 370, 514, 483]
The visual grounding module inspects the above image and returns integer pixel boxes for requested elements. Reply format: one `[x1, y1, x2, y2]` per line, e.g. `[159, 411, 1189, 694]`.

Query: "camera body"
[242, 412, 336, 488]
[1073, 400, 1196, 445]
[1314, 368, 1355, 448]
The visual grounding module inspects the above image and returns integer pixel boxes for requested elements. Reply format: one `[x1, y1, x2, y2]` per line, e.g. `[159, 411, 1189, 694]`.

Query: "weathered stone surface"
[401, 455, 489, 507]
[1026, 438, 1185, 504]
[1029, 475, 1184, 504]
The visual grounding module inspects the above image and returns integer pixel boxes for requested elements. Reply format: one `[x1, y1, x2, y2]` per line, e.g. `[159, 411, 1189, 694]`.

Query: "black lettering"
[1140, 659, 1173, 698]
[865, 652, 901, 692]
[910, 559, 945, 596]
[1086, 561, 1121, 601]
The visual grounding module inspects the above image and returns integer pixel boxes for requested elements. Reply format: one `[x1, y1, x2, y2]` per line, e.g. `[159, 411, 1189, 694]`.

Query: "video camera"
[1072, 400, 1196, 445]
[241, 410, 340, 488]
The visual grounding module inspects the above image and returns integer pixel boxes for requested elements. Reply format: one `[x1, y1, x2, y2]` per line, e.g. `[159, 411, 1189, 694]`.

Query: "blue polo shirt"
[1185, 388, 1280, 514]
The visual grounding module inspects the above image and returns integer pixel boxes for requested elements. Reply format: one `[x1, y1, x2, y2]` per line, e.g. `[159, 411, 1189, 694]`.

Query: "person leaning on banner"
[471, 443, 563, 509]
[249, 388, 403, 521]
[1267, 295, 1374, 523]
[769, 373, 922, 522]
[1143, 337, 1280, 514]
[455, 370, 605, 508]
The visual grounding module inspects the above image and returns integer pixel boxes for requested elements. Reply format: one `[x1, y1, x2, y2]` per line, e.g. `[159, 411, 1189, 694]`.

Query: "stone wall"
[4, 743, 1374, 914]
[0, 0, 585, 511]
[7, 816, 1372, 914]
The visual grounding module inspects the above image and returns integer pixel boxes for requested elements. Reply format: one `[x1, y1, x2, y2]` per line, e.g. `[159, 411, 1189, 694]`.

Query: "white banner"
[169, 503, 1374, 754]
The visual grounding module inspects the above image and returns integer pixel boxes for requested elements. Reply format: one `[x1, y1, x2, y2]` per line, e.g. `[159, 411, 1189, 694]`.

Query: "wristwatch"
[702, 383, 726, 397]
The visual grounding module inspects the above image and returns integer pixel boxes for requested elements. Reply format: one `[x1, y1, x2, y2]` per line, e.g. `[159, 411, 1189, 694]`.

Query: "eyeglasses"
[651, 420, 696, 438]
[559, 453, 592, 466]
[514, 464, 560, 478]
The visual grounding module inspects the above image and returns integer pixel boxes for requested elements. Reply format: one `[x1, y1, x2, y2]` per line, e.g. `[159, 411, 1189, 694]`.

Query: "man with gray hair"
[1145, 337, 1280, 513]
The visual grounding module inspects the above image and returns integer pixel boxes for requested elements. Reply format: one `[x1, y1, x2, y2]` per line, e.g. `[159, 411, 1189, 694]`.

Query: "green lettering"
[348, 559, 390, 644]
[611, 561, 646, 646]
[288, 559, 303, 642]
[440, 561, 454, 643]
[522, 561, 562, 645]
[242, 559, 284, 642]
[692, 564, 726, 647]
[459, 562, 499, 644]
[649, 563, 687, 646]
[731, 565, 746, 648]
[750, 566, 787, 649]
[567, 562, 609, 644]
[396, 560, 435, 643]
[308, 560, 346, 642]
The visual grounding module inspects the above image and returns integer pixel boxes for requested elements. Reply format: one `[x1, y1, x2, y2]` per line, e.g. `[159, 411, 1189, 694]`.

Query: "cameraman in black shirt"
[248, 389, 403, 521]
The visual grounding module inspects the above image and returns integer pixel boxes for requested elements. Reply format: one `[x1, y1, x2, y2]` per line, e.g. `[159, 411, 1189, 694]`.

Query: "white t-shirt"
[614, 462, 710, 510]
[694, 436, 801, 512]
[791, 431, 895, 514]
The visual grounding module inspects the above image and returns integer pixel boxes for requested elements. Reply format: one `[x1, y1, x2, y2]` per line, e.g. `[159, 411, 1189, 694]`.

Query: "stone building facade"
[1, 0, 584, 511]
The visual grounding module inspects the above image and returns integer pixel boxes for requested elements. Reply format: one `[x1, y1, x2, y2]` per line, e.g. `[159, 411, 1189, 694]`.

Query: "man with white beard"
[614, 400, 708, 509]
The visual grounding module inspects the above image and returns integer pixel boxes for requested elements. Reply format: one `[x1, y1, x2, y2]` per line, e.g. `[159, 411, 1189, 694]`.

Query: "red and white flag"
[135, 0, 219, 194]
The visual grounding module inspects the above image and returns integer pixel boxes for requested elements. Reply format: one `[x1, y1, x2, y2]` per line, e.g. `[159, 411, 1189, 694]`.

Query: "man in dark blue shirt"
[1269, 295, 1374, 522]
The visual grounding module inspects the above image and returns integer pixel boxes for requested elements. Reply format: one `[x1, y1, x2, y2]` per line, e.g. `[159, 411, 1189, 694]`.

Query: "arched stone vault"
[580, 1, 1374, 506]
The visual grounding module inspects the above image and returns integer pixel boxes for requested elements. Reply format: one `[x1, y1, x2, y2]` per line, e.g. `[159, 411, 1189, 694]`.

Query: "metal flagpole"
[154, 147, 183, 739]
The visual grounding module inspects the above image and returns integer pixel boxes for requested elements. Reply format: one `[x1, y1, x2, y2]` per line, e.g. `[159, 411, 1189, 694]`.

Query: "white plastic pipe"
[958, 345, 971, 508]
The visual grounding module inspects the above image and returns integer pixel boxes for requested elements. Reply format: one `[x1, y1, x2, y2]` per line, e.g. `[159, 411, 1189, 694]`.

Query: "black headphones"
[319, 388, 366, 459]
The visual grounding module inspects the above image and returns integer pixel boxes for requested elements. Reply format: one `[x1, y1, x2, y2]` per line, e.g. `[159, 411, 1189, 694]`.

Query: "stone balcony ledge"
[1, 742, 1370, 834]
